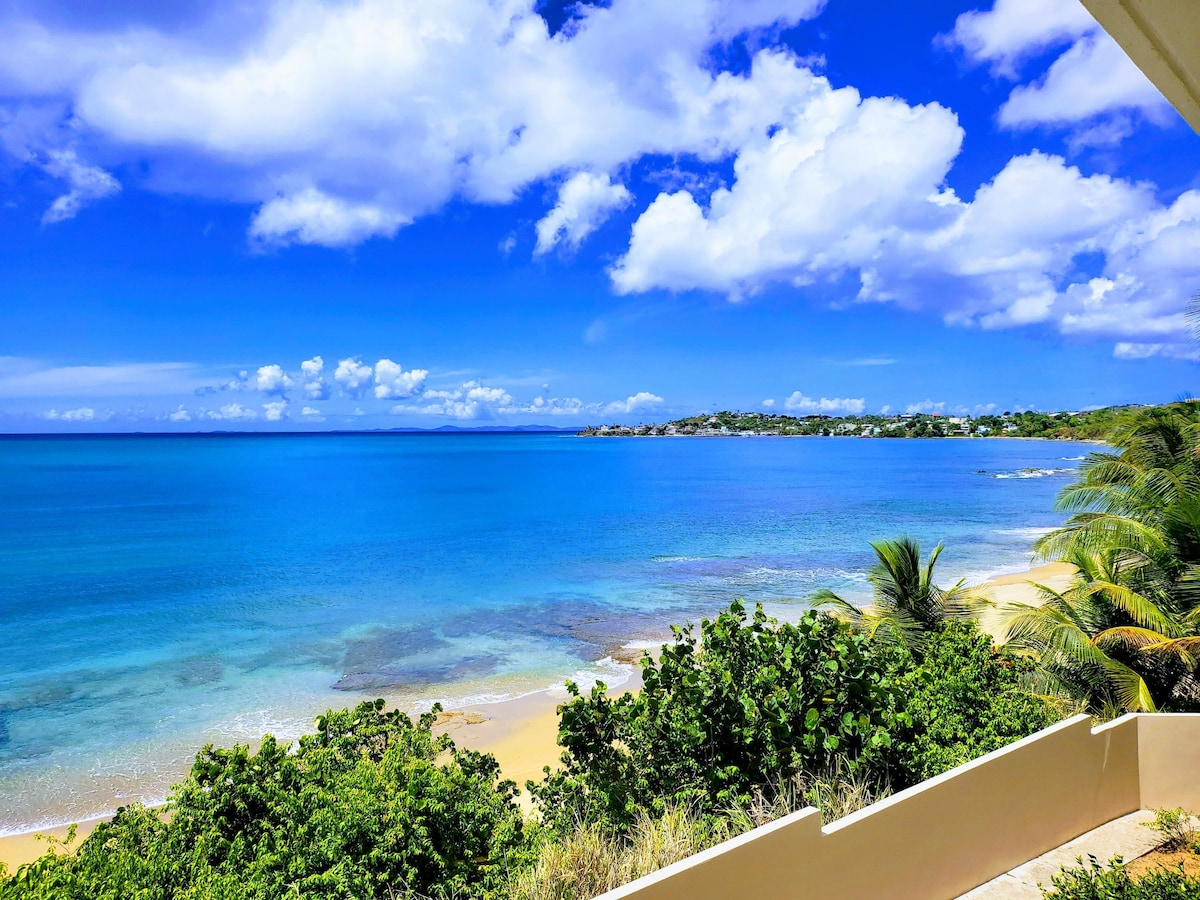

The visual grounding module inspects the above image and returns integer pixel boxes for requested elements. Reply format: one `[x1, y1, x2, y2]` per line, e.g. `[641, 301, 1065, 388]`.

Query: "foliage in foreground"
[530, 602, 905, 829]
[0, 701, 529, 900]
[1044, 858, 1200, 899]
[2, 605, 1059, 899]
[532, 601, 1055, 830]
[512, 766, 887, 900]
[1005, 401, 1200, 715]
[887, 620, 1058, 784]
[815, 536, 982, 651]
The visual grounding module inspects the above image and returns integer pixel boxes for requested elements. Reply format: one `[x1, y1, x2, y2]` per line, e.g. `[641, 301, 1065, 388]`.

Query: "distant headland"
[577, 404, 1163, 440]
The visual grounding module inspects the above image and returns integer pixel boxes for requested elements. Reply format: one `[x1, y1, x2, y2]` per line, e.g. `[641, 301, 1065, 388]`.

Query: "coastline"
[0, 562, 1074, 873]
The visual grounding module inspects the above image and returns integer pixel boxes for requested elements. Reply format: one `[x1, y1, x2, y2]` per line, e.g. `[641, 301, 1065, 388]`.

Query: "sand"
[0, 563, 1074, 874]
[975, 561, 1077, 644]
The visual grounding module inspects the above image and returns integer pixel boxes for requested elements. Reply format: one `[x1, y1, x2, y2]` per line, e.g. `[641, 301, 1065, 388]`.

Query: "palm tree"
[1006, 401, 1200, 714]
[1001, 546, 1189, 713]
[815, 536, 980, 651]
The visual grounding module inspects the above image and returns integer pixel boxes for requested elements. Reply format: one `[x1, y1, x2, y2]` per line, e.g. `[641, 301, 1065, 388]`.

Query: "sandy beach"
[0, 562, 1077, 874]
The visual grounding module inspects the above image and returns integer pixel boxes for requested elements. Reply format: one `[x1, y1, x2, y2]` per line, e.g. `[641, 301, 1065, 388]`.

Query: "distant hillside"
[578, 404, 1160, 440]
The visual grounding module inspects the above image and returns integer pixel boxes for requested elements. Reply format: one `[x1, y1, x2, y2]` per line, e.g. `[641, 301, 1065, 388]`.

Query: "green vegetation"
[814, 536, 981, 650]
[578, 402, 1173, 440]
[530, 602, 904, 830]
[0, 702, 530, 900]
[1043, 858, 1200, 899]
[1001, 400, 1200, 715]
[1145, 808, 1199, 853]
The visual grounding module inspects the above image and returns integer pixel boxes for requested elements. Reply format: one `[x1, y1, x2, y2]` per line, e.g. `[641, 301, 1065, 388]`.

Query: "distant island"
[578, 404, 1159, 440]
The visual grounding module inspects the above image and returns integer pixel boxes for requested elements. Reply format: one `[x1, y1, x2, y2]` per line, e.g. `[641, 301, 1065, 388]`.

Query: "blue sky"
[0, 0, 1197, 432]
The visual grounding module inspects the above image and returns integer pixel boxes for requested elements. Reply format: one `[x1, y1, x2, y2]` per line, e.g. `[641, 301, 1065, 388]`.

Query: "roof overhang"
[1081, 0, 1200, 134]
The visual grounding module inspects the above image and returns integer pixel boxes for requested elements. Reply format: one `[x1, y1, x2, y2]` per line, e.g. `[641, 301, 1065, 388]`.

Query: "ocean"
[0, 433, 1092, 833]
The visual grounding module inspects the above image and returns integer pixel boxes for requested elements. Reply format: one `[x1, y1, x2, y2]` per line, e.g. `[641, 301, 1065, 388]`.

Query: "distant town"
[577, 405, 1149, 440]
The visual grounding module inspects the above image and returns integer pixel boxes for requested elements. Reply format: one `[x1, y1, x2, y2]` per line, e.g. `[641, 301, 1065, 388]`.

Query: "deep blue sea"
[0, 433, 1093, 832]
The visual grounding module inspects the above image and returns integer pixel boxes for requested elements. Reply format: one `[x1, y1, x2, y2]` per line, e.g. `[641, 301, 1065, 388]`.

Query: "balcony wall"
[598, 713, 1200, 900]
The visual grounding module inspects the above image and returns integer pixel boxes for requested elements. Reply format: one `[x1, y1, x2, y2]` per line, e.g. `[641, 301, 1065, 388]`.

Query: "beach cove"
[0, 433, 1093, 854]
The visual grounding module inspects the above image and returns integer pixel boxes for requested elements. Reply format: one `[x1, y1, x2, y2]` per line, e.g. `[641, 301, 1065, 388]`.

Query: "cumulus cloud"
[614, 124, 1200, 343]
[388, 378, 657, 421]
[204, 401, 257, 420]
[333, 357, 374, 397]
[249, 188, 410, 249]
[394, 380, 516, 420]
[0, 0, 826, 247]
[262, 400, 288, 421]
[945, 0, 1168, 133]
[301, 406, 324, 420]
[905, 400, 946, 414]
[534, 172, 632, 255]
[605, 392, 664, 415]
[255, 364, 293, 395]
[782, 392, 865, 415]
[300, 356, 328, 400]
[943, 0, 1095, 77]
[168, 405, 191, 422]
[611, 78, 966, 297]
[40, 406, 98, 421]
[997, 32, 1170, 128]
[373, 359, 428, 400]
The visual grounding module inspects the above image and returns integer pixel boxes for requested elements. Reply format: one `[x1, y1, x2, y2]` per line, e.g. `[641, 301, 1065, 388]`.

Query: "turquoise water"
[0, 434, 1091, 832]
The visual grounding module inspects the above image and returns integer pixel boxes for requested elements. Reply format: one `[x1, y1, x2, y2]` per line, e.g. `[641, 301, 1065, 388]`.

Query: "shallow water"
[0, 433, 1092, 831]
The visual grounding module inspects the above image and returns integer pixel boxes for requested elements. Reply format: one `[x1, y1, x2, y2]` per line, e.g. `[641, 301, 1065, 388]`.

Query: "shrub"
[889, 621, 1059, 784]
[530, 601, 907, 829]
[1044, 857, 1200, 899]
[1146, 809, 1199, 853]
[1, 701, 530, 900]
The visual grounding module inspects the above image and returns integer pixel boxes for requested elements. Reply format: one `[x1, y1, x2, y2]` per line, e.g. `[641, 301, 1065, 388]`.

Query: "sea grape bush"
[531, 602, 908, 829]
[888, 621, 1058, 784]
[0, 701, 529, 900]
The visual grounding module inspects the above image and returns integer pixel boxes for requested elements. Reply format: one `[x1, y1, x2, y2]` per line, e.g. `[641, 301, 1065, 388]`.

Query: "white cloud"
[373, 359, 428, 399]
[611, 80, 965, 296]
[945, 0, 1168, 136]
[301, 406, 324, 420]
[534, 172, 632, 255]
[262, 400, 288, 421]
[39, 148, 121, 224]
[615, 130, 1200, 343]
[388, 378, 653, 420]
[168, 405, 191, 422]
[905, 400, 946, 414]
[249, 188, 409, 249]
[762, 398, 775, 408]
[40, 406, 97, 421]
[605, 392, 664, 415]
[943, 0, 1095, 77]
[255, 363, 293, 395]
[0, 359, 208, 397]
[782, 392, 865, 415]
[393, 380, 516, 420]
[1113, 342, 1200, 362]
[300, 356, 328, 400]
[0, 0, 825, 247]
[333, 357, 374, 396]
[998, 32, 1169, 128]
[205, 402, 257, 420]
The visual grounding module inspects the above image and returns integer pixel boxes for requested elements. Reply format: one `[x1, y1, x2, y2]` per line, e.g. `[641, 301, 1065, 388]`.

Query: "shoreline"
[0, 562, 1074, 873]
